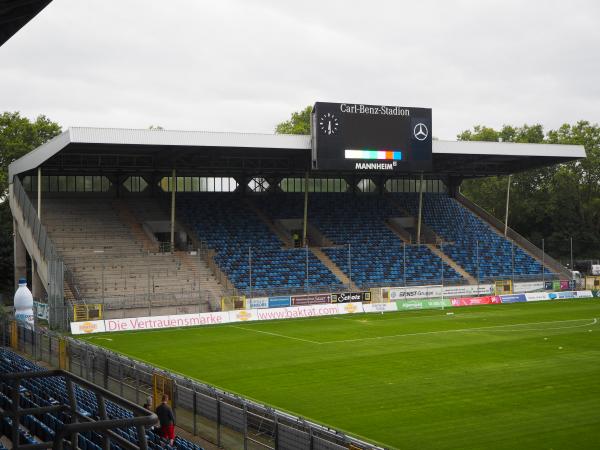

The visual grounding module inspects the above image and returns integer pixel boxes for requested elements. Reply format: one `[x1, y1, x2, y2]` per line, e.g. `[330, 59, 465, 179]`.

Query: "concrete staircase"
[178, 251, 224, 309]
[245, 199, 293, 247]
[113, 199, 159, 253]
[386, 199, 474, 283]
[426, 244, 477, 284]
[310, 247, 358, 290]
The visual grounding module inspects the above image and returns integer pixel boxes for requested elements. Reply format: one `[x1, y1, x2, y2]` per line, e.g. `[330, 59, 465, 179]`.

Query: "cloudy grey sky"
[1, 0, 598, 139]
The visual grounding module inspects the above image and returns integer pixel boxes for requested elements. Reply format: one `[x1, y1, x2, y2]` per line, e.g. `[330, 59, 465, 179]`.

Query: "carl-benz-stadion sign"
[311, 101, 432, 172]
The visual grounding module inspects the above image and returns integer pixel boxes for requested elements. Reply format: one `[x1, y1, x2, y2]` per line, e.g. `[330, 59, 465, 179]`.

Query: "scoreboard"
[311, 102, 432, 172]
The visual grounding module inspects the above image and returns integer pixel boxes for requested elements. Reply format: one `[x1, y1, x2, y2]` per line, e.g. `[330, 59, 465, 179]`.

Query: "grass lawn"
[80, 299, 600, 449]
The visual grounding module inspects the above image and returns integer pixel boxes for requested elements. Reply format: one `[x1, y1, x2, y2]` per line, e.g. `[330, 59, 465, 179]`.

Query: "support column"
[37, 166, 42, 220]
[170, 168, 176, 252]
[33, 166, 42, 298]
[416, 172, 424, 245]
[32, 265, 46, 300]
[504, 174, 512, 237]
[302, 171, 309, 247]
[13, 223, 27, 289]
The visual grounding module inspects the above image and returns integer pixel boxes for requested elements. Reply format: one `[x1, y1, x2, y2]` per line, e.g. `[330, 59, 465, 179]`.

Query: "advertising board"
[451, 296, 502, 307]
[70, 320, 106, 335]
[331, 292, 371, 303]
[104, 312, 231, 333]
[291, 293, 331, 306]
[513, 281, 544, 293]
[499, 294, 527, 303]
[247, 297, 269, 309]
[383, 284, 494, 301]
[525, 292, 550, 302]
[396, 298, 452, 310]
[363, 303, 398, 313]
[268, 296, 291, 308]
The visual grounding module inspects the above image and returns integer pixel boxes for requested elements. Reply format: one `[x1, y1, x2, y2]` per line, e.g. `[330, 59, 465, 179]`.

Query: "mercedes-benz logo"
[413, 123, 429, 141]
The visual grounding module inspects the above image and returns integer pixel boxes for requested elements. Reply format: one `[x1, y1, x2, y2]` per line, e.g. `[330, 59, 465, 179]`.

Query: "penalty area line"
[229, 325, 322, 344]
[319, 317, 598, 344]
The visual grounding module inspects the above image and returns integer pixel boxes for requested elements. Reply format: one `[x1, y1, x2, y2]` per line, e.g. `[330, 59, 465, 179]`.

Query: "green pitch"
[81, 300, 600, 449]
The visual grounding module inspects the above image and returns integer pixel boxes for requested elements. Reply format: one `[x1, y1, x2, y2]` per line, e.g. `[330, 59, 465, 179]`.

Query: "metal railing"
[0, 367, 158, 450]
[2, 321, 384, 450]
[12, 177, 76, 329]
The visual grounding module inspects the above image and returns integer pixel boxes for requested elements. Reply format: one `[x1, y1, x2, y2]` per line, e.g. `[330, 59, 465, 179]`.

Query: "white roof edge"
[433, 139, 586, 158]
[8, 130, 72, 181]
[68, 127, 311, 149]
[8, 127, 586, 179]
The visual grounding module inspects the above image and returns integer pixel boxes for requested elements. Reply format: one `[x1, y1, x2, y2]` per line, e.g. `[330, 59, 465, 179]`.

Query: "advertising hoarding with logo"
[247, 297, 269, 309]
[383, 284, 494, 301]
[363, 302, 398, 313]
[331, 292, 371, 303]
[451, 296, 502, 307]
[499, 294, 527, 303]
[268, 296, 291, 308]
[311, 102, 432, 172]
[396, 298, 452, 310]
[291, 293, 332, 306]
[70, 320, 106, 335]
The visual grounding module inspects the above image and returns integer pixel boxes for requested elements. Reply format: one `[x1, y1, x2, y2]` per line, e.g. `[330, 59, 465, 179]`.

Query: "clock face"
[319, 112, 339, 136]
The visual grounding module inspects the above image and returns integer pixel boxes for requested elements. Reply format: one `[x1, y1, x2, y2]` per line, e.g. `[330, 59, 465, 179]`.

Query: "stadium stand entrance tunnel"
[8, 127, 585, 329]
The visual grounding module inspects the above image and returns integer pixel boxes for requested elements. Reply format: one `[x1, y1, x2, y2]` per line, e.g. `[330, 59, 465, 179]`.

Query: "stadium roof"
[9, 127, 586, 180]
[0, 0, 52, 46]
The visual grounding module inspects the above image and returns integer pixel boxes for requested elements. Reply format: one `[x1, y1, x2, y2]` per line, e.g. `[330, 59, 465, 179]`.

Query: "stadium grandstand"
[3, 108, 589, 449]
[7, 121, 584, 328]
[3, 3, 597, 449]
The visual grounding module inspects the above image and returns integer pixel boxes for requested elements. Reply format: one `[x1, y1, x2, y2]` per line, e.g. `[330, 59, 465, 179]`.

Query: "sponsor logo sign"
[555, 291, 577, 299]
[232, 309, 256, 322]
[499, 294, 527, 303]
[34, 301, 49, 320]
[363, 302, 398, 313]
[525, 292, 550, 302]
[513, 281, 544, 293]
[451, 296, 502, 307]
[331, 291, 371, 303]
[103, 312, 230, 333]
[560, 280, 571, 291]
[339, 302, 362, 314]
[396, 298, 452, 310]
[291, 293, 331, 306]
[247, 297, 269, 309]
[384, 284, 494, 301]
[573, 290, 593, 298]
[252, 304, 343, 321]
[70, 320, 106, 335]
[268, 296, 291, 308]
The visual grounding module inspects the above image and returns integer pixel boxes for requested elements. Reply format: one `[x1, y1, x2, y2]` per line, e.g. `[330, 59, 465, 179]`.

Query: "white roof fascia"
[8, 128, 586, 179]
[68, 127, 311, 150]
[433, 139, 586, 158]
[8, 130, 71, 181]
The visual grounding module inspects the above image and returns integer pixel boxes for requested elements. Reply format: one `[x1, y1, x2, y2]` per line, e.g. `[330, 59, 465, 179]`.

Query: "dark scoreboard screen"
[311, 102, 432, 172]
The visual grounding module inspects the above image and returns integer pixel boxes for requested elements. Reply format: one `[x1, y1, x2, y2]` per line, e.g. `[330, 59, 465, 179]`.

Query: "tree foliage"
[459, 121, 600, 261]
[0, 112, 62, 198]
[0, 112, 62, 297]
[275, 106, 312, 135]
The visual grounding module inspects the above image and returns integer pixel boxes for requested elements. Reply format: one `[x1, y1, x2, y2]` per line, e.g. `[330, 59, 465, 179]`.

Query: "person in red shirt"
[155, 394, 175, 446]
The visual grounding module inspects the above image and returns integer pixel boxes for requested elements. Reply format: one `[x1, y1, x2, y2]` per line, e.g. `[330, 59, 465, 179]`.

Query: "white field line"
[229, 325, 321, 344]
[319, 317, 598, 345]
[231, 317, 597, 346]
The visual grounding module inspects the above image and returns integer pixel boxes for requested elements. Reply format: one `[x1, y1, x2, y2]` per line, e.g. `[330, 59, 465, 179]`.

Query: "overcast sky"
[1, 0, 598, 139]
